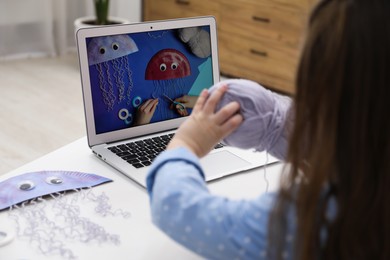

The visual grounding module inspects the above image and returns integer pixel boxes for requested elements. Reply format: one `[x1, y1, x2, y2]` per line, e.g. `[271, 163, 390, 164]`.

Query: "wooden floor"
[0, 53, 86, 176]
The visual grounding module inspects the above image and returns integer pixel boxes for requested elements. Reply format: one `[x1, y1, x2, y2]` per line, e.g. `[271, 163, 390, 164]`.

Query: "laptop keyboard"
[107, 133, 224, 168]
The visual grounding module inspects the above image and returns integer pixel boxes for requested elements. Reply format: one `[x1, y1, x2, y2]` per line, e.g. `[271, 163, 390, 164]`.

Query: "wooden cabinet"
[143, 0, 220, 21]
[143, 0, 317, 94]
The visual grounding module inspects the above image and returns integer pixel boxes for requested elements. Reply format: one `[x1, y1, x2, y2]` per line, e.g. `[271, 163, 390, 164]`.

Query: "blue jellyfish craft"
[88, 35, 139, 111]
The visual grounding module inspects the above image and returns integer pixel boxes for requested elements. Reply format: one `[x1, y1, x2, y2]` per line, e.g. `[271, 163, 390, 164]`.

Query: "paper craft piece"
[7, 188, 130, 258]
[0, 171, 112, 210]
[188, 57, 212, 96]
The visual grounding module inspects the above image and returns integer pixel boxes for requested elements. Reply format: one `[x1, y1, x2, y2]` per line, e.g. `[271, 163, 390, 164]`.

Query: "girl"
[146, 0, 390, 259]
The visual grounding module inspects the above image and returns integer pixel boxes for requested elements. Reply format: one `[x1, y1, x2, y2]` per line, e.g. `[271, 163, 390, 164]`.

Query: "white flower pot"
[74, 16, 130, 32]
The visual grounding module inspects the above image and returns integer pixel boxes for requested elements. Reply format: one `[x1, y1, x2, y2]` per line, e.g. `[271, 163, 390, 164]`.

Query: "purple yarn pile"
[210, 79, 292, 160]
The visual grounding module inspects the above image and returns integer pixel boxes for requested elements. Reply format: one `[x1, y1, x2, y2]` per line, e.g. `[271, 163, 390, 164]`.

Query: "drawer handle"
[252, 16, 271, 24]
[250, 49, 268, 57]
[176, 0, 190, 5]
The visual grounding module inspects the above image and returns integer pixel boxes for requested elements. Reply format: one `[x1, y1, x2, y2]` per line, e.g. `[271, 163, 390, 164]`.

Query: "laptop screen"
[86, 25, 214, 135]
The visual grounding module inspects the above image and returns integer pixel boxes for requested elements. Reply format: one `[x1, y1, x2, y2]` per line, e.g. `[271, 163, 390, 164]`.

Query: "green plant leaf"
[94, 0, 110, 25]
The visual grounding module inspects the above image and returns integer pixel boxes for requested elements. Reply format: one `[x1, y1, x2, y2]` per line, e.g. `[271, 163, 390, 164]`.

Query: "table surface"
[0, 137, 284, 259]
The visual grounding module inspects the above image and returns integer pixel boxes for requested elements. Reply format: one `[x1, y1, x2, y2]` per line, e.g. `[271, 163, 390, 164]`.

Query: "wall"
[84, 0, 142, 23]
[112, 0, 142, 22]
[0, 0, 142, 59]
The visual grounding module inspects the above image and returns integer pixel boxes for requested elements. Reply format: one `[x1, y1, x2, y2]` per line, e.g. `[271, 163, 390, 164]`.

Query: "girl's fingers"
[150, 99, 159, 112]
[214, 101, 241, 125]
[203, 84, 228, 114]
[192, 89, 209, 113]
[139, 99, 152, 110]
[176, 105, 188, 116]
[175, 96, 188, 103]
[141, 99, 158, 112]
[220, 113, 243, 135]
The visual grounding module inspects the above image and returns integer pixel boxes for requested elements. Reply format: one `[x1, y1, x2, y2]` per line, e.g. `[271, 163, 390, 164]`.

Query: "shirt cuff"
[146, 147, 205, 195]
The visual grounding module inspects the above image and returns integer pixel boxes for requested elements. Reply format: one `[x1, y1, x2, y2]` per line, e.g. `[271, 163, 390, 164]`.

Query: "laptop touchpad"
[200, 151, 251, 179]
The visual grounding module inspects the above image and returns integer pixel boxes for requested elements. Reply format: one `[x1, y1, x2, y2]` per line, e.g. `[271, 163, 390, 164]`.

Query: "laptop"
[76, 16, 278, 188]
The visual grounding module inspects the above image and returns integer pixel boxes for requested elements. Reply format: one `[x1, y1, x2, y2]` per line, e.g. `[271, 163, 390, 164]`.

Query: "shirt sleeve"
[146, 147, 286, 259]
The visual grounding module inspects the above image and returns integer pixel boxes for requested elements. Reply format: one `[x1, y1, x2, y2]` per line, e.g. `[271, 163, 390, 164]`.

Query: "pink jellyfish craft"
[145, 48, 191, 118]
[88, 35, 139, 111]
[145, 48, 191, 80]
[145, 49, 191, 118]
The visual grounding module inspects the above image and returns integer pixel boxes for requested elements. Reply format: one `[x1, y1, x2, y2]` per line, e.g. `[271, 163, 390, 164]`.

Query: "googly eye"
[160, 63, 167, 71]
[99, 47, 106, 54]
[112, 43, 119, 50]
[46, 176, 63, 185]
[171, 62, 178, 70]
[18, 181, 35, 191]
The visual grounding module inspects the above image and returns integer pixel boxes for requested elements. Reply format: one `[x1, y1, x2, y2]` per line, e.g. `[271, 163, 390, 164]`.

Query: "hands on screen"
[169, 95, 198, 117]
[133, 98, 159, 126]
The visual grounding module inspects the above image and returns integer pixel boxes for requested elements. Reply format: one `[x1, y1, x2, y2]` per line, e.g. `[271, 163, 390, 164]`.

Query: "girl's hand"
[167, 85, 243, 158]
[134, 98, 159, 126]
[169, 95, 198, 117]
[173, 95, 198, 109]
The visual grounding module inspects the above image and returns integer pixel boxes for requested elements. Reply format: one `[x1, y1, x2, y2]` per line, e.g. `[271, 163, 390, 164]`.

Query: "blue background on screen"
[87, 26, 213, 134]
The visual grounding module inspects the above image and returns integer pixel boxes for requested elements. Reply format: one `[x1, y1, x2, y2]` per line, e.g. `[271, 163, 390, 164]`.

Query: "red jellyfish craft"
[145, 49, 191, 117]
[145, 49, 191, 96]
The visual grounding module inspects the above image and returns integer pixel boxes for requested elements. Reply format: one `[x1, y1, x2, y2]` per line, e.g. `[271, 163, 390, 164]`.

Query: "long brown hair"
[270, 0, 390, 259]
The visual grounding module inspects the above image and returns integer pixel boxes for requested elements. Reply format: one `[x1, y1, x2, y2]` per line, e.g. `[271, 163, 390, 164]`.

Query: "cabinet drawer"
[218, 32, 299, 93]
[143, 0, 219, 21]
[220, 61, 295, 94]
[237, 0, 310, 12]
[219, 1, 305, 48]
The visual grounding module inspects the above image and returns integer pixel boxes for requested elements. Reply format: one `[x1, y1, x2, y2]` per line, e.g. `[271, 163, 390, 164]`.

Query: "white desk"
[0, 137, 284, 259]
